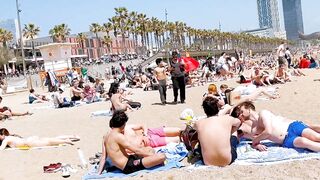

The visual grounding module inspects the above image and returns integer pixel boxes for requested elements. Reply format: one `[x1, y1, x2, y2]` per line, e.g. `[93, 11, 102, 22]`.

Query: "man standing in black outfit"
[169, 51, 186, 104]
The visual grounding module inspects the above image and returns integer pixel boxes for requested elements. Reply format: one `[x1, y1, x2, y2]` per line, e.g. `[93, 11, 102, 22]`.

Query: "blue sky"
[1, 0, 319, 37]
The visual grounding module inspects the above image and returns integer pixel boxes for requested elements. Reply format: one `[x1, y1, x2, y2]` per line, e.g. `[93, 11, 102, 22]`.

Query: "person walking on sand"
[154, 58, 168, 105]
[169, 51, 186, 104]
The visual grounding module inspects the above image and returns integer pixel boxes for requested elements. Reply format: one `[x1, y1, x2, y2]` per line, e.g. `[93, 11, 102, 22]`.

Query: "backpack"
[180, 125, 199, 152]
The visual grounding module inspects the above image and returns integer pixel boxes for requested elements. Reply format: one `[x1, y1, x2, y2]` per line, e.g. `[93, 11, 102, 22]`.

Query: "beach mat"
[187, 140, 320, 170]
[90, 110, 113, 117]
[235, 140, 320, 165]
[82, 143, 187, 179]
[82, 161, 183, 180]
[5, 144, 66, 151]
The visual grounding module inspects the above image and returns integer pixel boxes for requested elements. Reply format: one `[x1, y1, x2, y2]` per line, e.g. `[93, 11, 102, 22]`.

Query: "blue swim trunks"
[282, 121, 308, 148]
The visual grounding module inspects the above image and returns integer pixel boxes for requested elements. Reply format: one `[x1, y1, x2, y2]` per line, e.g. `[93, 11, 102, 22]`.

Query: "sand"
[1, 69, 320, 180]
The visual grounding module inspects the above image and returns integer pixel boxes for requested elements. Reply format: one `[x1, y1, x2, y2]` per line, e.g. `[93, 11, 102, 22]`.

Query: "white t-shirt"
[285, 50, 291, 59]
[278, 44, 285, 57]
[52, 92, 62, 108]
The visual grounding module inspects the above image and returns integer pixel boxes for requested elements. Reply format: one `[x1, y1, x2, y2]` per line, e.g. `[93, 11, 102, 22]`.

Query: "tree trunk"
[31, 40, 39, 69]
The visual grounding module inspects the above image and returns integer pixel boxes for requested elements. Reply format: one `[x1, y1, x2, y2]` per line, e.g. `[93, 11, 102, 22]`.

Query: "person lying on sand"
[194, 96, 242, 167]
[97, 111, 166, 175]
[234, 101, 320, 152]
[125, 124, 181, 148]
[0, 96, 33, 119]
[0, 128, 80, 150]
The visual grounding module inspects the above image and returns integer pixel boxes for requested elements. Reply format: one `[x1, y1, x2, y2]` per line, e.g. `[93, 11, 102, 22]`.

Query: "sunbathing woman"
[0, 128, 80, 150]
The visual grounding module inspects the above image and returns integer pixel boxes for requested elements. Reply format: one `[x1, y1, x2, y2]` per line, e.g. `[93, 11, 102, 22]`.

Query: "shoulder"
[259, 110, 273, 120]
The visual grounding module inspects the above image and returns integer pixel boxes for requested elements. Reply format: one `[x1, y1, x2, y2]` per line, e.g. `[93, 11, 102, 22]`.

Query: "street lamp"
[165, 9, 170, 66]
[16, 0, 26, 76]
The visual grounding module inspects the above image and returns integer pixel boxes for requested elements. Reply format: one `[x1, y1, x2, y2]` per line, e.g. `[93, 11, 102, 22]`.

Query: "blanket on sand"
[82, 143, 186, 179]
[187, 140, 320, 170]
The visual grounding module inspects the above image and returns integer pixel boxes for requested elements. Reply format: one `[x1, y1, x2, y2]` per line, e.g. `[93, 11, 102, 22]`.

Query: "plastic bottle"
[77, 148, 88, 169]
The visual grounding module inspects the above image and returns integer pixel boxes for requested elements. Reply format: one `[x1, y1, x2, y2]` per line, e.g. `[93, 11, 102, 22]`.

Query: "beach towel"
[155, 143, 188, 162]
[235, 140, 320, 165]
[91, 110, 113, 117]
[187, 140, 320, 169]
[82, 143, 186, 179]
[82, 161, 183, 180]
[6, 144, 66, 151]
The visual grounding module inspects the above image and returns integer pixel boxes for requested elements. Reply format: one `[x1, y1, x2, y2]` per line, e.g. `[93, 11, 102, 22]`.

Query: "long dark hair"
[0, 128, 22, 146]
[0, 128, 9, 146]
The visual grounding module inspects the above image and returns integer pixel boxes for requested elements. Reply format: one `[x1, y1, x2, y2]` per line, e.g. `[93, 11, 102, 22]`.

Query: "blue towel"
[82, 161, 183, 180]
[82, 143, 187, 179]
[155, 143, 188, 162]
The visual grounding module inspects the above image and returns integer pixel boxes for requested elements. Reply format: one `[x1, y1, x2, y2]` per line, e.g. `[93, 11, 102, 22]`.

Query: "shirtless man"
[97, 111, 166, 174]
[70, 80, 83, 101]
[237, 101, 320, 152]
[274, 64, 291, 83]
[125, 124, 181, 148]
[153, 58, 167, 104]
[110, 87, 133, 111]
[195, 96, 242, 166]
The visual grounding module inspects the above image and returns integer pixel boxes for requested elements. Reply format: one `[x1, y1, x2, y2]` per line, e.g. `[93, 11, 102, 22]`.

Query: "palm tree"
[109, 16, 120, 54]
[128, 11, 138, 52]
[0, 28, 13, 47]
[0, 28, 14, 67]
[23, 23, 40, 68]
[89, 23, 102, 58]
[76, 33, 87, 55]
[114, 7, 129, 56]
[102, 35, 113, 55]
[49, 23, 70, 42]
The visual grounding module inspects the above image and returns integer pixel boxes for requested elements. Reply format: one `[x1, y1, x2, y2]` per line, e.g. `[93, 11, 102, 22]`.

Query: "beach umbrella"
[180, 57, 200, 72]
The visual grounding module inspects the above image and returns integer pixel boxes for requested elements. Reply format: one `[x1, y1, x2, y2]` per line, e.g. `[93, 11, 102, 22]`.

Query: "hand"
[253, 144, 267, 151]
[252, 138, 260, 146]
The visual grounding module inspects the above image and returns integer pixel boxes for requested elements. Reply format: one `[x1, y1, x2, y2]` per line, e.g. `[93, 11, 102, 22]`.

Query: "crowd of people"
[1, 43, 320, 177]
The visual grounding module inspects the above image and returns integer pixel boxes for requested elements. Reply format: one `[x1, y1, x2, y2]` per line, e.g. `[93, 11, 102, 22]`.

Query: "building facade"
[257, 0, 281, 32]
[0, 19, 18, 45]
[282, 0, 304, 40]
[243, 27, 274, 38]
[23, 32, 136, 61]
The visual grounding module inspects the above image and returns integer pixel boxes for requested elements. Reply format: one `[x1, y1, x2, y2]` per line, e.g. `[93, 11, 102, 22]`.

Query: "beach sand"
[1, 69, 320, 180]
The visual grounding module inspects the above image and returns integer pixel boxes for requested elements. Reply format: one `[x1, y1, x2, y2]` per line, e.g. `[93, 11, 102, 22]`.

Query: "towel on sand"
[90, 110, 113, 117]
[82, 143, 187, 179]
[235, 140, 320, 165]
[188, 140, 320, 169]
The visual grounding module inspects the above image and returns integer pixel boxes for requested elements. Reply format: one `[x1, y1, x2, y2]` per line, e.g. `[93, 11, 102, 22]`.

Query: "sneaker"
[180, 100, 185, 104]
[43, 163, 62, 173]
[172, 101, 178, 104]
[61, 166, 70, 178]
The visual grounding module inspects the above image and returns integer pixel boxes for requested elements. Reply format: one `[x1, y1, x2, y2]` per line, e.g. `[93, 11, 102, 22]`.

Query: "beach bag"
[180, 125, 198, 152]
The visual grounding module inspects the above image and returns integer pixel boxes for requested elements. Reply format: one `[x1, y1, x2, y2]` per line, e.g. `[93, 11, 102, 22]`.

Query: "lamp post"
[16, 0, 26, 76]
[165, 9, 170, 66]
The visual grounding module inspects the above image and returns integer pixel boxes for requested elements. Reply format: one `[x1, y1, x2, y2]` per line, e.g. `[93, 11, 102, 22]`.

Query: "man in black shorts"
[97, 111, 166, 174]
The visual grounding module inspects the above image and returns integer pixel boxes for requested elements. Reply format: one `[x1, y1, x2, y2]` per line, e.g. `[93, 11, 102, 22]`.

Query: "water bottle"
[77, 148, 88, 169]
